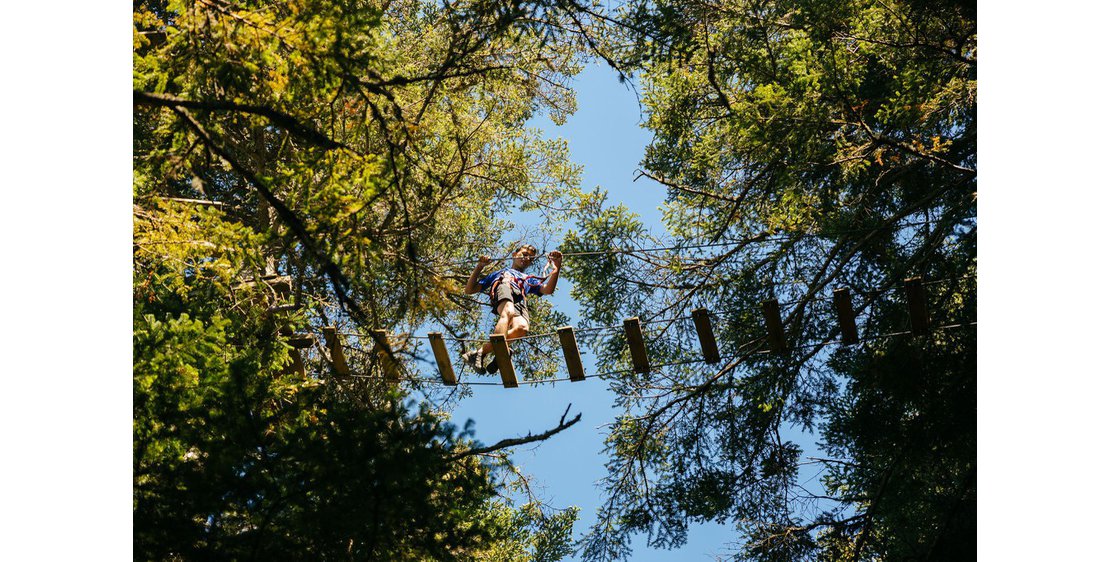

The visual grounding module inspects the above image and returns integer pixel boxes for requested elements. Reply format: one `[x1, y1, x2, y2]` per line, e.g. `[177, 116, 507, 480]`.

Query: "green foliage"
[569, 0, 976, 559]
[473, 501, 581, 562]
[134, 312, 503, 560]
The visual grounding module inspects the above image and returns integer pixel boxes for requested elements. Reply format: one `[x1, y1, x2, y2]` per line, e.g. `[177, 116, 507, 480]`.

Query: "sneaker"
[462, 350, 484, 373]
[485, 349, 511, 374]
[481, 351, 496, 374]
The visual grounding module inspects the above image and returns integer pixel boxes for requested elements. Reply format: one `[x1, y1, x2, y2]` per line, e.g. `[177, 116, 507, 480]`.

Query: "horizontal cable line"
[147, 196, 236, 207]
[749, 275, 975, 309]
[639, 315, 689, 326]
[925, 274, 976, 286]
[134, 239, 223, 247]
[386, 354, 739, 387]
[335, 331, 483, 343]
[336, 321, 627, 342]
[569, 323, 625, 335]
[504, 329, 563, 342]
[789, 321, 977, 352]
[342, 339, 768, 386]
[777, 288, 894, 308]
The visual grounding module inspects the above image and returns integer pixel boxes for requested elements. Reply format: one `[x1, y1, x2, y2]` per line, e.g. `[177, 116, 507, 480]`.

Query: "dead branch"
[448, 404, 582, 461]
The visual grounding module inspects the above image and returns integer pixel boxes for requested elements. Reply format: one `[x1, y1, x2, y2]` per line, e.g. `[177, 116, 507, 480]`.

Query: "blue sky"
[450, 63, 739, 561]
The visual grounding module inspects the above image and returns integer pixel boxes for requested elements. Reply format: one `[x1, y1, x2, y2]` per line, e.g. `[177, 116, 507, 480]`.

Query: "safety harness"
[487, 269, 545, 308]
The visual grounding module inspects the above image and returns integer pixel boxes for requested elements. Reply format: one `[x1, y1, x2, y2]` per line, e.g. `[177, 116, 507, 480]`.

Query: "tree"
[563, 0, 976, 559]
[133, 0, 609, 557]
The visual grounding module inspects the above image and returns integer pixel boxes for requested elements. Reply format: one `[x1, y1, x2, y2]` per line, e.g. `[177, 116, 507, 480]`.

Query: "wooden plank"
[266, 275, 292, 298]
[904, 277, 930, 336]
[288, 334, 315, 349]
[289, 349, 305, 377]
[374, 329, 401, 383]
[489, 334, 518, 388]
[280, 348, 305, 377]
[161, 196, 227, 207]
[761, 299, 788, 353]
[266, 304, 299, 315]
[236, 275, 292, 296]
[624, 317, 651, 374]
[557, 326, 586, 382]
[691, 308, 720, 364]
[323, 326, 349, 376]
[833, 288, 859, 345]
[428, 332, 457, 386]
[139, 30, 168, 48]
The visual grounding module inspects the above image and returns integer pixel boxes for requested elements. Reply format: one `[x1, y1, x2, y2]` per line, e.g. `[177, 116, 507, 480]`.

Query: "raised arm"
[539, 251, 562, 295]
[465, 255, 492, 294]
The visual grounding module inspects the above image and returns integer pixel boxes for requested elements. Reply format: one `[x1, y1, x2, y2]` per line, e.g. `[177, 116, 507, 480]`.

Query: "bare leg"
[506, 315, 529, 340]
[481, 300, 517, 355]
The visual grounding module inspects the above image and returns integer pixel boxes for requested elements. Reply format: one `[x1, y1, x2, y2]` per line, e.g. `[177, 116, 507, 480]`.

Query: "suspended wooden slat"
[290, 350, 305, 376]
[323, 326, 349, 376]
[489, 334, 518, 388]
[428, 332, 457, 386]
[280, 349, 305, 377]
[833, 288, 859, 345]
[691, 308, 720, 364]
[288, 334, 315, 349]
[268, 276, 292, 299]
[374, 329, 401, 383]
[139, 30, 168, 47]
[624, 317, 651, 374]
[278, 323, 314, 348]
[557, 326, 586, 382]
[904, 277, 930, 336]
[236, 275, 292, 297]
[761, 299, 787, 353]
[266, 304, 299, 315]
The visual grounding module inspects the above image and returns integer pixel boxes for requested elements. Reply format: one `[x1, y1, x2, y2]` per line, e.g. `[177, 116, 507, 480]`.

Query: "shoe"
[481, 351, 496, 374]
[462, 350, 484, 374]
[485, 349, 511, 374]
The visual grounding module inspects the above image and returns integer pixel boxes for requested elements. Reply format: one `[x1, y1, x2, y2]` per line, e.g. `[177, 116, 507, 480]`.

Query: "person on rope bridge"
[462, 244, 563, 374]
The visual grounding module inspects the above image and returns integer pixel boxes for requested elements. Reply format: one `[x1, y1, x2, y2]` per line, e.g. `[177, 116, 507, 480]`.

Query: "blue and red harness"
[486, 269, 545, 307]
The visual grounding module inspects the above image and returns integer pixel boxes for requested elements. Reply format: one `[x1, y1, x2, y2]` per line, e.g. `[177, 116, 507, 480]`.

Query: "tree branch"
[635, 169, 739, 203]
[449, 404, 582, 461]
[134, 90, 350, 151]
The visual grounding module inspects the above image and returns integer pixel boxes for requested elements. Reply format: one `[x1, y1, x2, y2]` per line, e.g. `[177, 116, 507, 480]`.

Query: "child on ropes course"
[462, 244, 563, 373]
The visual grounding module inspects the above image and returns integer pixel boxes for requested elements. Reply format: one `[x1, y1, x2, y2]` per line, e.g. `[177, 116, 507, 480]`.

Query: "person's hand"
[548, 250, 563, 269]
[477, 255, 491, 268]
